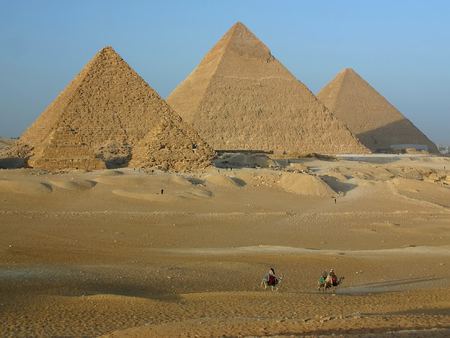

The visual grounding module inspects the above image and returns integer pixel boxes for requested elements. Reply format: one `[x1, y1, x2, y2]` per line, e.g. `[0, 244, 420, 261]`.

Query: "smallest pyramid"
[129, 115, 214, 171]
[318, 68, 438, 153]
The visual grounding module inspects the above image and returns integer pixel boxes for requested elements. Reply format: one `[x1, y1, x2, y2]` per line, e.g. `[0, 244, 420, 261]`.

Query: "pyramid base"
[29, 157, 106, 171]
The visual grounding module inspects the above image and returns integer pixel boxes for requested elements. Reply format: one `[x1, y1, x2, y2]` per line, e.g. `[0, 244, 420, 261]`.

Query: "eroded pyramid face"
[20, 47, 214, 171]
[318, 68, 438, 153]
[168, 22, 368, 155]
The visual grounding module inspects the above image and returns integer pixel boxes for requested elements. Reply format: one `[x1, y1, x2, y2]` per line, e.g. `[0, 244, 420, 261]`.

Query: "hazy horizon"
[1, 0, 449, 144]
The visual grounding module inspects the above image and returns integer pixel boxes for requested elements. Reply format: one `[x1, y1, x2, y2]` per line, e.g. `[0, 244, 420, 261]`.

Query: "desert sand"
[1, 154, 449, 337]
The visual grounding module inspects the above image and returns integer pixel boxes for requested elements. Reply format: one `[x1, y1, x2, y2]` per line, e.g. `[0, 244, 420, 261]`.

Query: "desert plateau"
[1, 153, 449, 337]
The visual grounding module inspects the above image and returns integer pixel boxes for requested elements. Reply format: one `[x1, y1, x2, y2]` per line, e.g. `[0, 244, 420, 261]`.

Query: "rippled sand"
[1, 155, 449, 336]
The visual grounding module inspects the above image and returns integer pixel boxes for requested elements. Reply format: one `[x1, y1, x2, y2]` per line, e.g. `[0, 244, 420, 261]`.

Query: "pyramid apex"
[226, 21, 254, 36]
[337, 68, 363, 82]
[92, 46, 125, 60]
[97, 46, 120, 56]
[231, 21, 248, 29]
[341, 67, 357, 75]
[87, 46, 125, 66]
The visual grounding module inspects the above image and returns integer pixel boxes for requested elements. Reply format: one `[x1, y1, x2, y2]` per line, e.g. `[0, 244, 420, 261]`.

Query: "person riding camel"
[262, 267, 279, 287]
[319, 271, 327, 285]
[267, 268, 279, 286]
[328, 268, 338, 286]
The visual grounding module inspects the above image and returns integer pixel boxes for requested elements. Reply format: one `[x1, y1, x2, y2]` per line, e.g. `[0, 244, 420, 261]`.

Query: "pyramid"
[19, 47, 214, 170]
[167, 22, 368, 154]
[318, 68, 438, 153]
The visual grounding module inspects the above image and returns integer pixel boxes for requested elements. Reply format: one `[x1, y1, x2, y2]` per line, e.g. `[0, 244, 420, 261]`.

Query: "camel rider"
[328, 268, 338, 286]
[265, 268, 279, 286]
[319, 271, 327, 285]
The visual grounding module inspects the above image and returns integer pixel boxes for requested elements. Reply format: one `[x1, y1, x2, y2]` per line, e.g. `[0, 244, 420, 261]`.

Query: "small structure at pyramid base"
[318, 68, 438, 154]
[129, 119, 215, 171]
[0, 140, 29, 169]
[389, 144, 430, 154]
[22, 127, 107, 170]
[30, 158, 106, 171]
[17, 46, 214, 171]
[167, 22, 369, 155]
[28, 145, 106, 171]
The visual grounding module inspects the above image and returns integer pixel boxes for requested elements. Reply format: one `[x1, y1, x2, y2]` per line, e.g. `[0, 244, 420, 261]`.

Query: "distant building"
[438, 145, 450, 155]
[389, 144, 429, 153]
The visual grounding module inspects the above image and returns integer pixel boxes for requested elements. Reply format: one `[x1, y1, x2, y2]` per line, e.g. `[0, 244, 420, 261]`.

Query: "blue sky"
[1, 0, 449, 144]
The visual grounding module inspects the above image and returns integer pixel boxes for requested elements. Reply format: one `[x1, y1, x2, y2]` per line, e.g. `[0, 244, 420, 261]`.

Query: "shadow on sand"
[337, 276, 445, 295]
[0, 266, 181, 302]
[320, 175, 357, 193]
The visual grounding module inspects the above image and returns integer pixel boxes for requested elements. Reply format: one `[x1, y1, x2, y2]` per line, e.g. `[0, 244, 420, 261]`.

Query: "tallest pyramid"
[168, 22, 368, 154]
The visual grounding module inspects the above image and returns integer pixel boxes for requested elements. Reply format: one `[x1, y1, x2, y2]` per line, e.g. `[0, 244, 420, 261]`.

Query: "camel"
[261, 275, 283, 291]
[318, 276, 345, 293]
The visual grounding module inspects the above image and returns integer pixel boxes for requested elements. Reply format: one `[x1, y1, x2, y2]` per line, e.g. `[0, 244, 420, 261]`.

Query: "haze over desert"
[0, 1, 449, 337]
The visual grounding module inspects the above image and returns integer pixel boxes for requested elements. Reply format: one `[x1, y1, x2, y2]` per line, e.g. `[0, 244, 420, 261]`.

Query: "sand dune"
[48, 178, 97, 191]
[180, 188, 213, 199]
[112, 189, 179, 202]
[94, 172, 196, 188]
[278, 172, 335, 197]
[0, 179, 52, 194]
[204, 173, 244, 188]
[95, 169, 125, 176]
[93, 175, 152, 186]
[391, 178, 450, 208]
[112, 184, 212, 202]
[1, 155, 449, 336]
[156, 244, 450, 257]
[169, 174, 195, 187]
[101, 289, 450, 337]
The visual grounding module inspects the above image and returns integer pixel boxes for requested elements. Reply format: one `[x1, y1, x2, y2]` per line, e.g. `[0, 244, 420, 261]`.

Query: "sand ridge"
[1, 155, 449, 336]
[278, 172, 335, 197]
